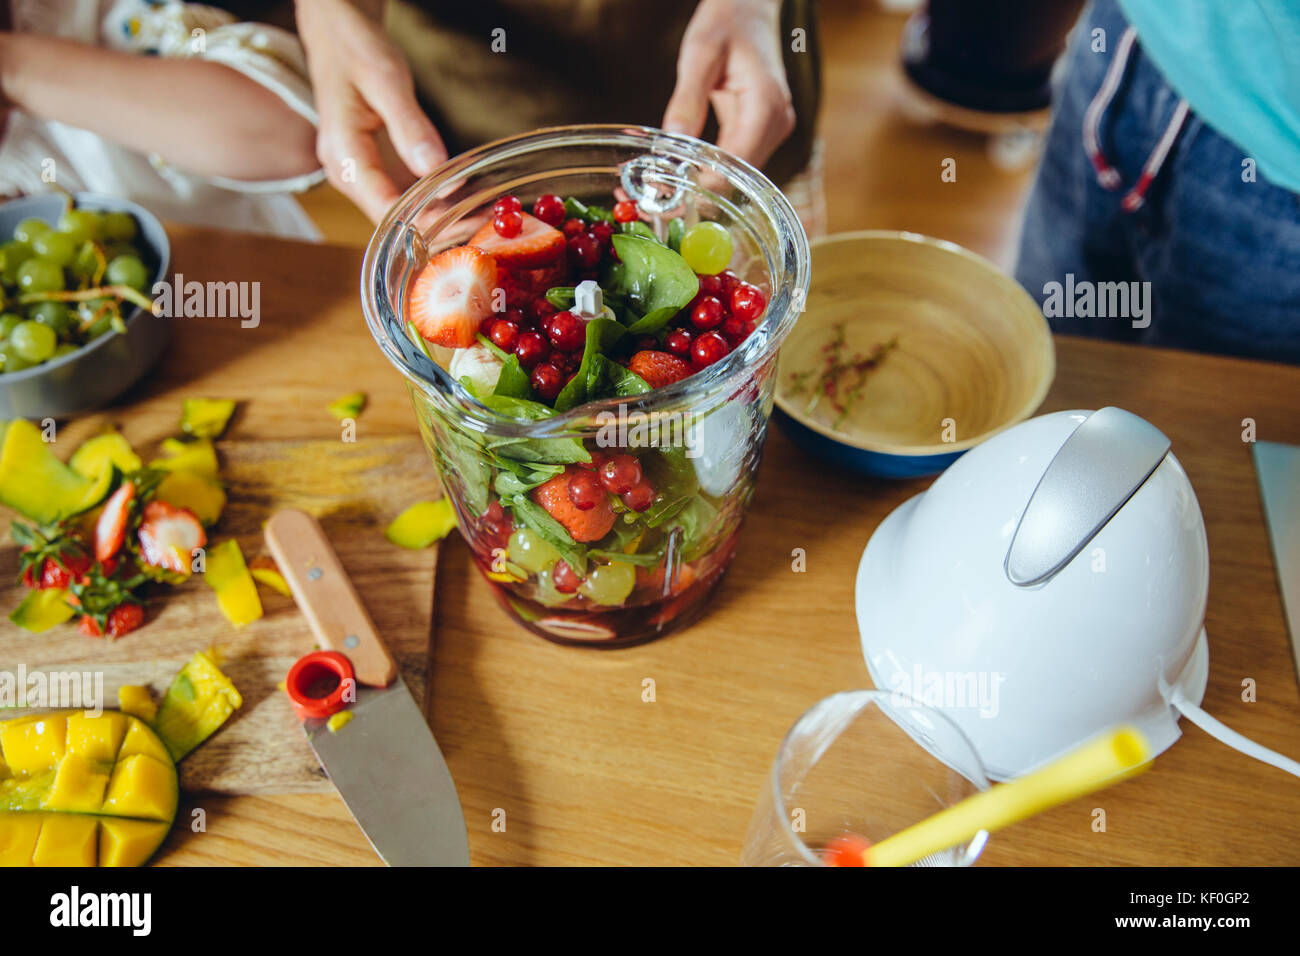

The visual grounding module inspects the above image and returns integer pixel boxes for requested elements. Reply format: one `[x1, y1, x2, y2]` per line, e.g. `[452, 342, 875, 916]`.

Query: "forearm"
[0, 32, 319, 182]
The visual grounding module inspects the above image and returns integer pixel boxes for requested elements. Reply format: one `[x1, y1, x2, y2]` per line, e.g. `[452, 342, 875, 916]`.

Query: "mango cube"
[67, 711, 126, 763]
[102, 755, 176, 821]
[32, 814, 99, 867]
[0, 813, 43, 865]
[99, 819, 171, 868]
[43, 754, 110, 813]
[116, 720, 171, 764]
[0, 716, 66, 774]
[118, 686, 158, 723]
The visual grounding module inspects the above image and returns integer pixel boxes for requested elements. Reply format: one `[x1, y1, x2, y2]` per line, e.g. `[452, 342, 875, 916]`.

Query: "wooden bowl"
[774, 231, 1054, 478]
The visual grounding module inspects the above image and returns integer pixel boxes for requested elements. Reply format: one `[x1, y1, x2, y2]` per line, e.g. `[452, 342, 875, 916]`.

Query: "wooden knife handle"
[264, 509, 398, 687]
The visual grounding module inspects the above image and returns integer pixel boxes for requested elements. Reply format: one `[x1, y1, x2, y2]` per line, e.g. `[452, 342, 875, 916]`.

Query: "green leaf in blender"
[493, 354, 534, 400]
[606, 234, 699, 336]
[552, 315, 628, 412]
[508, 493, 587, 572]
[667, 217, 686, 252]
[618, 221, 660, 242]
[563, 197, 615, 223]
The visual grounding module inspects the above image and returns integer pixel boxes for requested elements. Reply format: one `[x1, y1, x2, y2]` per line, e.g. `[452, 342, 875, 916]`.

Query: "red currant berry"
[514, 330, 550, 370]
[633, 334, 659, 352]
[665, 327, 694, 357]
[559, 348, 583, 373]
[691, 330, 730, 368]
[492, 195, 522, 216]
[489, 318, 520, 351]
[621, 480, 656, 512]
[691, 295, 725, 330]
[493, 210, 523, 238]
[562, 217, 586, 238]
[547, 310, 585, 351]
[532, 194, 565, 227]
[719, 269, 741, 295]
[598, 454, 642, 495]
[613, 200, 639, 223]
[552, 559, 581, 593]
[698, 274, 723, 297]
[530, 362, 564, 402]
[590, 221, 614, 247]
[568, 232, 601, 269]
[529, 296, 558, 324]
[730, 283, 767, 322]
[567, 469, 604, 511]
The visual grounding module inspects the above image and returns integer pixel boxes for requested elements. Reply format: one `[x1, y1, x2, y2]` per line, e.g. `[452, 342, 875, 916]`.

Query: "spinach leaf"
[563, 197, 614, 223]
[606, 234, 697, 333]
[587, 355, 652, 400]
[509, 494, 587, 572]
[475, 392, 591, 463]
[493, 464, 562, 498]
[552, 316, 627, 412]
[618, 220, 660, 242]
[545, 286, 575, 310]
[644, 445, 701, 527]
[493, 354, 534, 399]
[667, 217, 685, 252]
[476, 332, 510, 362]
[673, 495, 721, 561]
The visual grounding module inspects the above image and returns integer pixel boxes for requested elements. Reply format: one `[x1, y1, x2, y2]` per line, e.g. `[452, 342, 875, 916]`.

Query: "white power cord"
[1170, 687, 1300, 779]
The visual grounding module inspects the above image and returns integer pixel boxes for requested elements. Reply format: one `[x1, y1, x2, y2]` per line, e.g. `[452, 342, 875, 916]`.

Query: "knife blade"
[265, 509, 469, 867]
[1253, 441, 1300, 683]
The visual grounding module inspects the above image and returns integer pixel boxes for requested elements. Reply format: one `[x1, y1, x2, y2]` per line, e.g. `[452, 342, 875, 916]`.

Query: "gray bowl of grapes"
[0, 192, 171, 419]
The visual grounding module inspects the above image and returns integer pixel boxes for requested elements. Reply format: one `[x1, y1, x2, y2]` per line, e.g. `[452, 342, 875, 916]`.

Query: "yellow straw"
[865, 726, 1152, 867]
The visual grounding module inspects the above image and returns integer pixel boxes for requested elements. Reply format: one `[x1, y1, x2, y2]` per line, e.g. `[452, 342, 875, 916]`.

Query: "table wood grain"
[87, 227, 1300, 865]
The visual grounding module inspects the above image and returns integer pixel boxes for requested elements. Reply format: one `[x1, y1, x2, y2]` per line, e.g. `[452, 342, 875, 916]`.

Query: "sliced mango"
[0, 710, 177, 867]
[99, 818, 170, 868]
[326, 711, 354, 734]
[32, 814, 99, 867]
[149, 437, 218, 478]
[180, 398, 237, 439]
[44, 753, 110, 813]
[101, 754, 176, 821]
[0, 419, 113, 523]
[8, 587, 76, 633]
[385, 498, 458, 549]
[327, 391, 367, 421]
[156, 469, 226, 526]
[202, 539, 262, 628]
[151, 650, 242, 761]
[69, 430, 142, 478]
[0, 715, 66, 774]
[0, 813, 42, 866]
[248, 555, 291, 596]
[118, 686, 158, 723]
[67, 711, 126, 763]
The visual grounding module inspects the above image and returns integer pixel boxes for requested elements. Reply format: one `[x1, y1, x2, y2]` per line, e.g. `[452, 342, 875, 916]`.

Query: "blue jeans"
[1015, 0, 1300, 363]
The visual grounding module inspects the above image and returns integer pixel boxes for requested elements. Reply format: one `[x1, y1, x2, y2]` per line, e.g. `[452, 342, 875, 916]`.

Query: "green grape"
[13, 217, 51, 245]
[101, 211, 138, 241]
[57, 209, 103, 244]
[0, 347, 33, 374]
[83, 304, 114, 339]
[31, 230, 77, 268]
[53, 342, 80, 358]
[10, 320, 56, 363]
[16, 257, 64, 293]
[29, 302, 72, 338]
[0, 313, 23, 339]
[507, 528, 560, 574]
[70, 242, 99, 281]
[679, 221, 734, 276]
[105, 254, 148, 291]
[578, 561, 636, 606]
[0, 239, 34, 284]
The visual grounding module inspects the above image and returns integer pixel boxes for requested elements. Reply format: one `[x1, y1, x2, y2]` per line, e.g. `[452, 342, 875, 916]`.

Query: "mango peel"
[202, 540, 263, 628]
[179, 398, 237, 439]
[151, 650, 243, 762]
[385, 498, 457, 549]
[0, 420, 115, 523]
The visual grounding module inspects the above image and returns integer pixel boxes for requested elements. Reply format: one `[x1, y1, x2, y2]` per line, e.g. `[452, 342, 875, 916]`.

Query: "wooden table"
[111, 228, 1300, 865]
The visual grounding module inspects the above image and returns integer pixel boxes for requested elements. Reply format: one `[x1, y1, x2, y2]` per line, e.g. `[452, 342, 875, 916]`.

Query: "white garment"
[0, 0, 326, 239]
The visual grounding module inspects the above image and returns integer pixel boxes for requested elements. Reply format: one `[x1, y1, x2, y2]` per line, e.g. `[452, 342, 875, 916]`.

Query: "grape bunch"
[0, 202, 155, 373]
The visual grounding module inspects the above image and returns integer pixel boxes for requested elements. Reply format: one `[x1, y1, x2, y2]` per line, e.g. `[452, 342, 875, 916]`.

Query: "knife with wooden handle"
[265, 508, 469, 867]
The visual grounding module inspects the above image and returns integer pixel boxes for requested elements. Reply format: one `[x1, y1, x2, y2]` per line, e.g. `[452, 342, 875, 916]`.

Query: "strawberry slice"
[95, 481, 135, 563]
[531, 466, 616, 543]
[629, 350, 693, 389]
[409, 246, 498, 349]
[137, 501, 207, 575]
[469, 212, 565, 269]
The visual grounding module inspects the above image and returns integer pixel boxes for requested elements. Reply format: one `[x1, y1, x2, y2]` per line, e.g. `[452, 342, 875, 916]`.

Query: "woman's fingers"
[356, 58, 447, 179]
[663, 28, 727, 137]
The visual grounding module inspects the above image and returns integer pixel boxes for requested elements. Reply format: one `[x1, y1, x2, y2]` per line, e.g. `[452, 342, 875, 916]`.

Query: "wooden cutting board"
[0, 435, 442, 795]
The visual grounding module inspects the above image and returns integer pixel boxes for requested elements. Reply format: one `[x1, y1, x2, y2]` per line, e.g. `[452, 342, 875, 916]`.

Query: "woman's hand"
[296, 0, 446, 222]
[663, 0, 797, 169]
